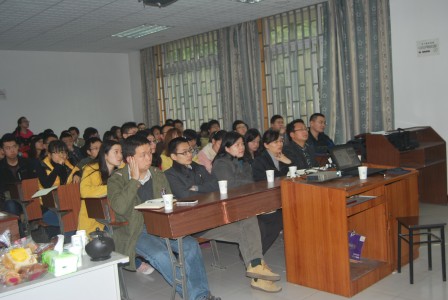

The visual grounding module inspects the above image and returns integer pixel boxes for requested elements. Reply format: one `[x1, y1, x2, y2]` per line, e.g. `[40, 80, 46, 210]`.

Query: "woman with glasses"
[36, 140, 81, 239]
[252, 129, 291, 254]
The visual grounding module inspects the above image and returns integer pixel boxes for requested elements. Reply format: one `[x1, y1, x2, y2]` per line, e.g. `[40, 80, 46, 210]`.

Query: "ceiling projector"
[139, 0, 178, 7]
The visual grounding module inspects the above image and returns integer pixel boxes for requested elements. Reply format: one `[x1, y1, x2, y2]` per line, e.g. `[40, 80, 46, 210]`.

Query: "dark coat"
[283, 141, 319, 169]
[212, 154, 253, 189]
[252, 150, 290, 182]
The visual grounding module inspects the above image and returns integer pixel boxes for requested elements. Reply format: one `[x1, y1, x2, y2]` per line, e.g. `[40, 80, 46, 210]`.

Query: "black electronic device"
[139, 0, 178, 7]
[306, 171, 341, 182]
[330, 144, 385, 177]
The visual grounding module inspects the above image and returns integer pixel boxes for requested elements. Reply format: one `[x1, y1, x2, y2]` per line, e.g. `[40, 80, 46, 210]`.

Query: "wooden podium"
[366, 126, 447, 204]
[281, 170, 419, 297]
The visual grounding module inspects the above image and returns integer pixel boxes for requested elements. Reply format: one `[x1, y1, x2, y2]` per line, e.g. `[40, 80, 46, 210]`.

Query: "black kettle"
[85, 228, 115, 261]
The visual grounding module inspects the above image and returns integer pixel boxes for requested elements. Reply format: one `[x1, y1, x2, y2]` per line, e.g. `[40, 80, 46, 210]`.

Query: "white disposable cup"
[218, 180, 228, 194]
[162, 194, 174, 211]
[71, 234, 83, 248]
[75, 229, 88, 255]
[289, 166, 297, 178]
[358, 155, 362, 162]
[68, 246, 83, 267]
[358, 166, 368, 180]
[266, 170, 275, 183]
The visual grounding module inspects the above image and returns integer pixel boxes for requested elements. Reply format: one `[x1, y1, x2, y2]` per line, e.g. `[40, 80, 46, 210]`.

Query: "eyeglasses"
[293, 128, 308, 132]
[175, 148, 194, 156]
[272, 139, 284, 144]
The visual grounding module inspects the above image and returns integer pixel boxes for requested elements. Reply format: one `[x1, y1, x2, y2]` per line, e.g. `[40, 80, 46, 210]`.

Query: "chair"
[397, 216, 446, 284]
[195, 237, 225, 270]
[84, 196, 128, 236]
[5, 178, 42, 235]
[40, 183, 81, 233]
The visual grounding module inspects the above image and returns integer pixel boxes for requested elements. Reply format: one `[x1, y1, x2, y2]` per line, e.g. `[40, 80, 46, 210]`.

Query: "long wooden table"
[137, 170, 419, 298]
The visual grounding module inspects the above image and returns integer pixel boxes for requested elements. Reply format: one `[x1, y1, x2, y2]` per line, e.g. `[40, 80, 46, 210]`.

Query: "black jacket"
[211, 153, 253, 189]
[283, 141, 319, 170]
[0, 157, 35, 188]
[252, 150, 290, 182]
[164, 161, 219, 199]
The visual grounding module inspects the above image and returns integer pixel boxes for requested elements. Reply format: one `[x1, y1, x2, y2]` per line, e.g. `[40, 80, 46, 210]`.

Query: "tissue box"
[42, 251, 78, 277]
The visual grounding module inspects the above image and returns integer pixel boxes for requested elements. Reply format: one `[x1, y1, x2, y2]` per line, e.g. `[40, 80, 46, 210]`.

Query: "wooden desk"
[138, 178, 281, 238]
[281, 170, 419, 297]
[0, 212, 20, 242]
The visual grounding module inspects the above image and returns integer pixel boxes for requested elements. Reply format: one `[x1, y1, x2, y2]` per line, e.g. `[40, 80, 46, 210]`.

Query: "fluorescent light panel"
[112, 24, 170, 38]
[238, 0, 262, 3]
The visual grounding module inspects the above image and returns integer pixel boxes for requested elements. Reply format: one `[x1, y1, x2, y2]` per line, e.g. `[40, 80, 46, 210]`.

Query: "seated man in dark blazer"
[283, 119, 319, 169]
[164, 137, 282, 293]
[307, 113, 335, 155]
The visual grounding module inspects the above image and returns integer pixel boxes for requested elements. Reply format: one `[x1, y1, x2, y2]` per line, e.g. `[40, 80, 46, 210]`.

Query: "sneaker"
[199, 293, 221, 300]
[246, 261, 280, 281]
[250, 279, 282, 293]
[136, 262, 155, 275]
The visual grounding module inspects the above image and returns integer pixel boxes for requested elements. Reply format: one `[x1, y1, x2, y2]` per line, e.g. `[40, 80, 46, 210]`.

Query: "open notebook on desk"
[330, 144, 385, 177]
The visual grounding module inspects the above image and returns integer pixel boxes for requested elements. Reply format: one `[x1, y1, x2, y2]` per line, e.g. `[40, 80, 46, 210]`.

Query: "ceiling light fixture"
[111, 24, 170, 39]
[237, 0, 263, 3]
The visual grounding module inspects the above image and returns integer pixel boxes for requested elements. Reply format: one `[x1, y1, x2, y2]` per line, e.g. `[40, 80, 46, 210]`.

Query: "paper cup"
[289, 166, 297, 178]
[162, 194, 174, 211]
[71, 235, 83, 248]
[266, 170, 275, 183]
[218, 180, 228, 194]
[358, 166, 368, 180]
[75, 229, 88, 255]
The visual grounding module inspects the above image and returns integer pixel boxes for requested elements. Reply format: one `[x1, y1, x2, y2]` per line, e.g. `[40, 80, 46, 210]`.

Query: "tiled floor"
[123, 203, 448, 300]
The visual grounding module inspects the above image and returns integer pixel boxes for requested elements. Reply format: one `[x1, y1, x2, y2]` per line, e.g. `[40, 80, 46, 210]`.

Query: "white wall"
[390, 0, 448, 140]
[0, 50, 137, 137]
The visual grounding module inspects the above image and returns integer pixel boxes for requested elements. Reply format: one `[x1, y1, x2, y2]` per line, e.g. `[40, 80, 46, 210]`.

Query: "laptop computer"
[329, 144, 386, 177]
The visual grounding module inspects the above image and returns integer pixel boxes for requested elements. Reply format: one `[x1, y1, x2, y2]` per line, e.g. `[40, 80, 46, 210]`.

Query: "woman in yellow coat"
[78, 140, 123, 234]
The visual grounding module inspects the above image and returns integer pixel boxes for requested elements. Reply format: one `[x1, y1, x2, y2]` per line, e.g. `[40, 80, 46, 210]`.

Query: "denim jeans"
[135, 227, 210, 300]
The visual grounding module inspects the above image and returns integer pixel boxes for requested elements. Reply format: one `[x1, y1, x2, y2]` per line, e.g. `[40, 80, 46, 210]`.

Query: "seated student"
[160, 128, 182, 171]
[137, 123, 146, 131]
[102, 131, 116, 142]
[68, 126, 85, 148]
[150, 125, 162, 143]
[197, 130, 226, 174]
[78, 141, 121, 236]
[110, 125, 122, 141]
[243, 128, 261, 165]
[307, 113, 335, 155]
[13, 117, 34, 157]
[77, 137, 102, 174]
[198, 122, 210, 149]
[0, 134, 35, 234]
[173, 119, 184, 133]
[27, 134, 45, 173]
[107, 135, 219, 300]
[42, 133, 58, 159]
[270, 115, 288, 145]
[252, 129, 291, 253]
[82, 127, 99, 142]
[155, 124, 173, 155]
[165, 137, 282, 293]
[60, 130, 84, 166]
[36, 140, 81, 238]
[121, 122, 138, 140]
[183, 129, 200, 157]
[283, 119, 319, 169]
[232, 120, 248, 136]
[136, 129, 161, 168]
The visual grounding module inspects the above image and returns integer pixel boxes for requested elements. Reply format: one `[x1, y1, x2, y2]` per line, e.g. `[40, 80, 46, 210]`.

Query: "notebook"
[329, 144, 385, 177]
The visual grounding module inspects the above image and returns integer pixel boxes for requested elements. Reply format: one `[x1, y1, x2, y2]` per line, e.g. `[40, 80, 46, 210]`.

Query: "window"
[161, 31, 222, 130]
[263, 4, 325, 124]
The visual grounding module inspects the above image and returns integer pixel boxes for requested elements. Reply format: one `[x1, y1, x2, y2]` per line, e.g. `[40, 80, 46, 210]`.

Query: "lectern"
[366, 126, 447, 204]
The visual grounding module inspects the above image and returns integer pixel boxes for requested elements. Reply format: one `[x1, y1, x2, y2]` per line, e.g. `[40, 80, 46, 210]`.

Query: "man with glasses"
[164, 137, 282, 293]
[307, 113, 335, 155]
[283, 119, 319, 169]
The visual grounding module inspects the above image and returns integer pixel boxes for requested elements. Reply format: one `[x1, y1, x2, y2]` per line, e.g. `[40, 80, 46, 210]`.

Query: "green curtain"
[320, 0, 394, 144]
[140, 47, 160, 126]
[218, 21, 264, 130]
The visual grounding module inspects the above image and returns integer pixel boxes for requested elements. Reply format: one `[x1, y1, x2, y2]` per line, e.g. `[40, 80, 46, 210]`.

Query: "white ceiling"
[0, 0, 323, 53]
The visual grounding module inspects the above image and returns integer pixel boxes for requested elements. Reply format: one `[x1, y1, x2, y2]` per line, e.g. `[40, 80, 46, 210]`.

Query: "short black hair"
[210, 130, 227, 143]
[286, 119, 306, 140]
[68, 127, 80, 135]
[309, 113, 325, 122]
[121, 122, 138, 135]
[161, 124, 173, 135]
[208, 119, 220, 130]
[43, 133, 58, 144]
[262, 129, 281, 145]
[183, 129, 198, 142]
[59, 130, 72, 140]
[216, 132, 243, 157]
[122, 135, 150, 159]
[1, 133, 17, 147]
[270, 115, 284, 125]
[173, 119, 183, 126]
[83, 127, 99, 141]
[48, 140, 68, 154]
[232, 120, 248, 131]
[167, 137, 189, 156]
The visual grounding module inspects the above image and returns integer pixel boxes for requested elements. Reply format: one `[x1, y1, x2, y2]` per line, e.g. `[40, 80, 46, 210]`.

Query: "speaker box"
[140, 0, 178, 7]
